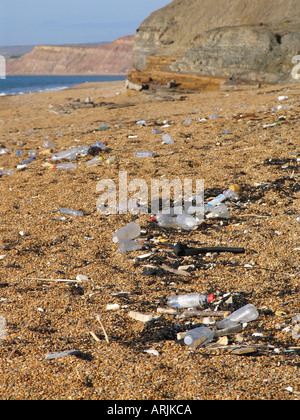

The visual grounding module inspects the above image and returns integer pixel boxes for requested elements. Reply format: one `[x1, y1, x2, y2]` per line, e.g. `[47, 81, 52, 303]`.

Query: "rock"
[6, 36, 135, 76]
[291, 324, 300, 340]
[131, 0, 300, 87]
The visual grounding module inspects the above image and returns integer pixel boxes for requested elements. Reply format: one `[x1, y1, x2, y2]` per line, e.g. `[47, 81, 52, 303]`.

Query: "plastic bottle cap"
[208, 293, 216, 303]
[52, 165, 56, 169]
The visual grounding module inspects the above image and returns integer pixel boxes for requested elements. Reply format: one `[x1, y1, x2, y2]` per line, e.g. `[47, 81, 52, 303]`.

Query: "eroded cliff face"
[129, 0, 300, 88]
[6, 36, 135, 75]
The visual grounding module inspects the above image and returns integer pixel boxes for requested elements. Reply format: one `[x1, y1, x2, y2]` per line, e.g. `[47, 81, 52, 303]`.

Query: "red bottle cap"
[208, 293, 216, 303]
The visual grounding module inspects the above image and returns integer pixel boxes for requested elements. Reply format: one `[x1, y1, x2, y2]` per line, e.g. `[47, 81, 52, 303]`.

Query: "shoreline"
[0, 76, 128, 98]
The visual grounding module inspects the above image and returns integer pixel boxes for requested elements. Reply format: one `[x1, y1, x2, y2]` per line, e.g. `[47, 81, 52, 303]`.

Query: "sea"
[0, 75, 126, 96]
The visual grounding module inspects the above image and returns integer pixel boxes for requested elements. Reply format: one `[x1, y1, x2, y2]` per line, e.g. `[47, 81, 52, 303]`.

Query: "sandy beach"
[0, 80, 299, 400]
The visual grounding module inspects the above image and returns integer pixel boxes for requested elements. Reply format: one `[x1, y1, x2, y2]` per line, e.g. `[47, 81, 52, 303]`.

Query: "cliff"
[6, 36, 135, 75]
[128, 0, 300, 90]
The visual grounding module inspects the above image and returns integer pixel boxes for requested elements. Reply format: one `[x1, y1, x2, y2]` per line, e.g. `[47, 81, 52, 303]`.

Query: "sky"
[0, 0, 172, 46]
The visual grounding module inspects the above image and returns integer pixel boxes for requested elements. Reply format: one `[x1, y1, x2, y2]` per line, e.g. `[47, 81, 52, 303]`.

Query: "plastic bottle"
[0, 169, 14, 176]
[167, 293, 216, 309]
[217, 304, 259, 329]
[176, 213, 199, 231]
[206, 203, 229, 219]
[112, 222, 141, 243]
[155, 214, 178, 228]
[86, 156, 103, 167]
[134, 151, 155, 158]
[53, 163, 77, 170]
[91, 141, 106, 151]
[117, 239, 142, 254]
[184, 326, 214, 348]
[60, 208, 84, 217]
[0, 148, 12, 154]
[51, 146, 89, 162]
[17, 156, 36, 169]
[162, 134, 174, 144]
[206, 189, 239, 208]
[43, 140, 57, 149]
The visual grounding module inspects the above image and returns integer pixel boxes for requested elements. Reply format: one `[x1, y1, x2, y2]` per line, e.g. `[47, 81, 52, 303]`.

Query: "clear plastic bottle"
[51, 146, 89, 162]
[43, 140, 57, 149]
[17, 156, 36, 169]
[134, 151, 155, 158]
[176, 213, 199, 231]
[206, 203, 229, 219]
[167, 293, 216, 309]
[217, 304, 259, 329]
[113, 222, 141, 243]
[60, 208, 84, 217]
[206, 189, 239, 208]
[162, 134, 174, 144]
[184, 326, 214, 348]
[117, 239, 142, 254]
[53, 163, 77, 170]
[155, 214, 177, 228]
[86, 156, 103, 166]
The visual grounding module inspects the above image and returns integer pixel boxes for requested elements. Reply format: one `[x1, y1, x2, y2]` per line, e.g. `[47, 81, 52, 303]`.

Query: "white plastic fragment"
[45, 349, 81, 360]
[144, 349, 160, 356]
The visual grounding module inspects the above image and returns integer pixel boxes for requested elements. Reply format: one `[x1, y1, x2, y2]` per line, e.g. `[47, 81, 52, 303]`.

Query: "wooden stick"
[177, 309, 229, 319]
[89, 330, 101, 343]
[160, 263, 191, 277]
[96, 315, 109, 344]
[26, 277, 81, 283]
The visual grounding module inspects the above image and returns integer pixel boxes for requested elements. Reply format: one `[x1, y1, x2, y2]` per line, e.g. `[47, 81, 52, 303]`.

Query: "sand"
[0, 80, 299, 401]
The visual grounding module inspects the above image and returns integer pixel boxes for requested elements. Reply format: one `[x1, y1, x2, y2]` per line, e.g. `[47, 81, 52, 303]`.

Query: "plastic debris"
[17, 156, 36, 169]
[60, 208, 84, 217]
[45, 350, 82, 360]
[162, 134, 174, 144]
[217, 304, 259, 329]
[173, 242, 245, 256]
[134, 151, 155, 158]
[113, 222, 141, 244]
[53, 163, 77, 170]
[0, 169, 14, 176]
[167, 293, 216, 309]
[184, 326, 214, 349]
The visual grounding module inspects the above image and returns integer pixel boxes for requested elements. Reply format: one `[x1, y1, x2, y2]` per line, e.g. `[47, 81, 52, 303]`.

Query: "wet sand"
[0, 80, 299, 400]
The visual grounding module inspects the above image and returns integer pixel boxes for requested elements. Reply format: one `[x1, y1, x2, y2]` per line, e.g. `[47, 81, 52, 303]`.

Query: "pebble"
[106, 303, 121, 311]
[128, 311, 154, 323]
